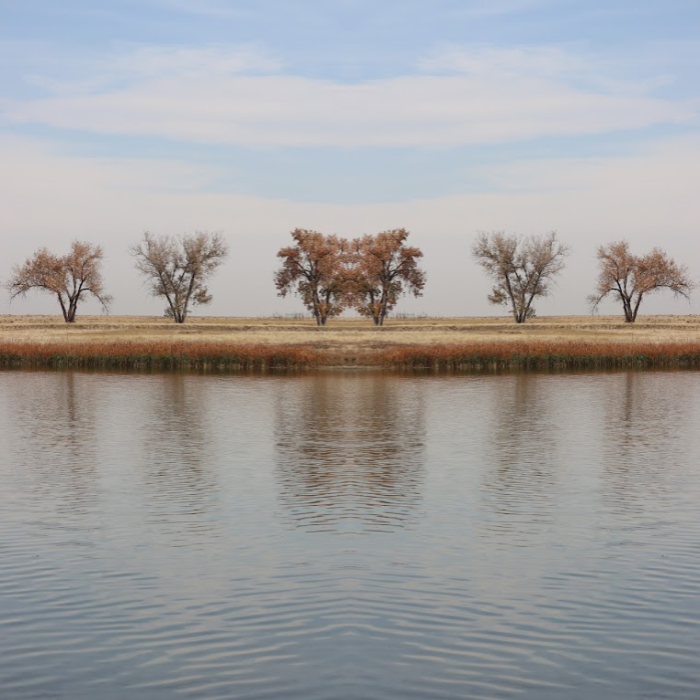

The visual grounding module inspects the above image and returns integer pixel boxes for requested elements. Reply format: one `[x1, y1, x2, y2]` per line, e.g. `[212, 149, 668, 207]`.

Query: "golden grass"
[1, 314, 699, 371]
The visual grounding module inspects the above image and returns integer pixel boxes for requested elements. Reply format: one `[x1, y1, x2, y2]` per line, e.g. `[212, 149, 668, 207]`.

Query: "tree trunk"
[622, 299, 634, 323]
[66, 298, 78, 323]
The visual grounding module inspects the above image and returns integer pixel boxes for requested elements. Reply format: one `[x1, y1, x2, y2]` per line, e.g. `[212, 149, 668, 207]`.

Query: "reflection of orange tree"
[10, 372, 99, 513]
[479, 375, 561, 533]
[137, 375, 220, 523]
[599, 372, 688, 513]
[274, 373, 425, 532]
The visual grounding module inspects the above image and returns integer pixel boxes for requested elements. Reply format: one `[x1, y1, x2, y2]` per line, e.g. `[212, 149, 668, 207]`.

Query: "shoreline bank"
[2, 314, 699, 371]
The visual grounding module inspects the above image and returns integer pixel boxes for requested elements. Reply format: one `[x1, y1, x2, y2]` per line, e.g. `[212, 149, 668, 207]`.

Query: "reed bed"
[0, 341, 321, 371]
[377, 341, 700, 371]
[2, 337, 700, 373]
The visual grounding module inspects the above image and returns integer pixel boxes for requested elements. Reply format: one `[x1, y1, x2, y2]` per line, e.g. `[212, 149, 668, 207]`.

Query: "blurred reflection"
[600, 372, 688, 514]
[274, 372, 425, 532]
[136, 375, 221, 533]
[479, 375, 561, 543]
[10, 372, 98, 514]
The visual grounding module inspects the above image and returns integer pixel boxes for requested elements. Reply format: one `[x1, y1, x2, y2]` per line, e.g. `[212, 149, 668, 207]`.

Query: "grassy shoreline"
[3, 340, 700, 371]
[1, 314, 700, 371]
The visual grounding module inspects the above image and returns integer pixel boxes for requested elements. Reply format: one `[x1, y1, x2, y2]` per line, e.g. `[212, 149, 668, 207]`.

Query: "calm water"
[1, 370, 699, 699]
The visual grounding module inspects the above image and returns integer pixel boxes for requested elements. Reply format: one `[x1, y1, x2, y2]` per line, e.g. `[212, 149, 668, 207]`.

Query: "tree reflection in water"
[274, 372, 425, 533]
[478, 374, 563, 546]
[7, 371, 99, 516]
[599, 371, 690, 516]
[135, 374, 223, 540]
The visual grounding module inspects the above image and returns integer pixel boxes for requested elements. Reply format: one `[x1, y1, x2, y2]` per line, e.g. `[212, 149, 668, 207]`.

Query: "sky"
[1, 0, 699, 319]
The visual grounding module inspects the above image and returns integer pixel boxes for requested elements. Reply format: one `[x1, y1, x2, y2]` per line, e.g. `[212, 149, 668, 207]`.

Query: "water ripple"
[0, 371, 699, 698]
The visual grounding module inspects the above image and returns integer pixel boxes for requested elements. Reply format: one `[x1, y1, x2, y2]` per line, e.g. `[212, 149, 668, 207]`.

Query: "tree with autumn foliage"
[472, 231, 569, 323]
[131, 231, 228, 323]
[6, 240, 112, 322]
[275, 229, 348, 326]
[588, 241, 693, 322]
[351, 229, 425, 326]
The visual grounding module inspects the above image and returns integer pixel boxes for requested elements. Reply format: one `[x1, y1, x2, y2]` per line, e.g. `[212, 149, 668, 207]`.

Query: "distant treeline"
[3, 229, 695, 325]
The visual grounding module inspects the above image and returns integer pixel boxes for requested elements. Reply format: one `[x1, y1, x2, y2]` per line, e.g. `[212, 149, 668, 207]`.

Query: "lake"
[1, 370, 699, 699]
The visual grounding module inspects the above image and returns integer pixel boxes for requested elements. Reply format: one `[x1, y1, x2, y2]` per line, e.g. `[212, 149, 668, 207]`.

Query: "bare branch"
[472, 231, 569, 323]
[131, 231, 228, 323]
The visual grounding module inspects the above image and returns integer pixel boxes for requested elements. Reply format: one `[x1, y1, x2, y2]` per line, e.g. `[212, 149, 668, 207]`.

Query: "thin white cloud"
[22, 45, 281, 95]
[2, 45, 694, 148]
[419, 45, 675, 95]
[112, 45, 282, 79]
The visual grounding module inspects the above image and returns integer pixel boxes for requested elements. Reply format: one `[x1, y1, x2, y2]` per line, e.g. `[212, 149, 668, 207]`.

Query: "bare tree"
[351, 229, 425, 326]
[589, 241, 693, 322]
[275, 229, 348, 326]
[132, 231, 228, 323]
[6, 240, 112, 322]
[472, 231, 569, 323]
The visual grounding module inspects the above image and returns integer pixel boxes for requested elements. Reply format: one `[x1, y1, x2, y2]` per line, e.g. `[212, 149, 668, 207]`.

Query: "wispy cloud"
[419, 44, 675, 95]
[2, 44, 694, 148]
[446, 0, 554, 18]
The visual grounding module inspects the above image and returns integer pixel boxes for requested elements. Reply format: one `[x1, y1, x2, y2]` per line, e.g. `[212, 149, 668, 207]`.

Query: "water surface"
[1, 370, 699, 699]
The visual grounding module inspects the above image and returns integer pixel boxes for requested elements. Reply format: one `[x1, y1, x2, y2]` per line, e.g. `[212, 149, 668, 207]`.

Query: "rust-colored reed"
[375, 341, 700, 370]
[0, 341, 320, 370]
[2, 339, 700, 372]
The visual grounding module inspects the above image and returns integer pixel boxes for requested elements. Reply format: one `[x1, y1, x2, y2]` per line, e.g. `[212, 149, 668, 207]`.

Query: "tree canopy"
[351, 229, 425, 326]
[472, 231, 569, 323]
[131, 231, 228, 323]
[588, 241, 693, 322]
[6, 240, 112, 322]
[274, 229, 348, 326]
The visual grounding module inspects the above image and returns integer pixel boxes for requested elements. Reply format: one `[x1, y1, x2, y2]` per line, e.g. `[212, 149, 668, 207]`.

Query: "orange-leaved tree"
[351, 229, 425, 326]
[6, 240, 112, 322]
[275, 229, 349, 326]
[588, 240, 693, 322]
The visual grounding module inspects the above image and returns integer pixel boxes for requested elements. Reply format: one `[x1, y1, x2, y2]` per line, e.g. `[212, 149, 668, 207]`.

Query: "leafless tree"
[472, 231, 569, 323]
[275, 229, 348, 326]
[6, 240, 112, 322]
[351, 229, 425, 326]
[589, 240, 693, 322]
[132, 231, 228, 323]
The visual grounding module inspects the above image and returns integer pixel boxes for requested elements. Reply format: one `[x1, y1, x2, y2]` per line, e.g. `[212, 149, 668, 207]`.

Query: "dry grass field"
[1, 314, 700, 370]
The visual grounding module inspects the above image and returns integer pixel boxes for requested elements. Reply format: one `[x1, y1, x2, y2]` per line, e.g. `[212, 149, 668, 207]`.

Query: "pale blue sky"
[1, 1, 699, 317]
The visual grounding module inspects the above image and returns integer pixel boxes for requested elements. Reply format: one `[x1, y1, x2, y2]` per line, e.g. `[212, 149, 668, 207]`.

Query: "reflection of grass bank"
[379, 341, 700, 370]
[1, 315, 700, 371]
[0, 341, 320, 370]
